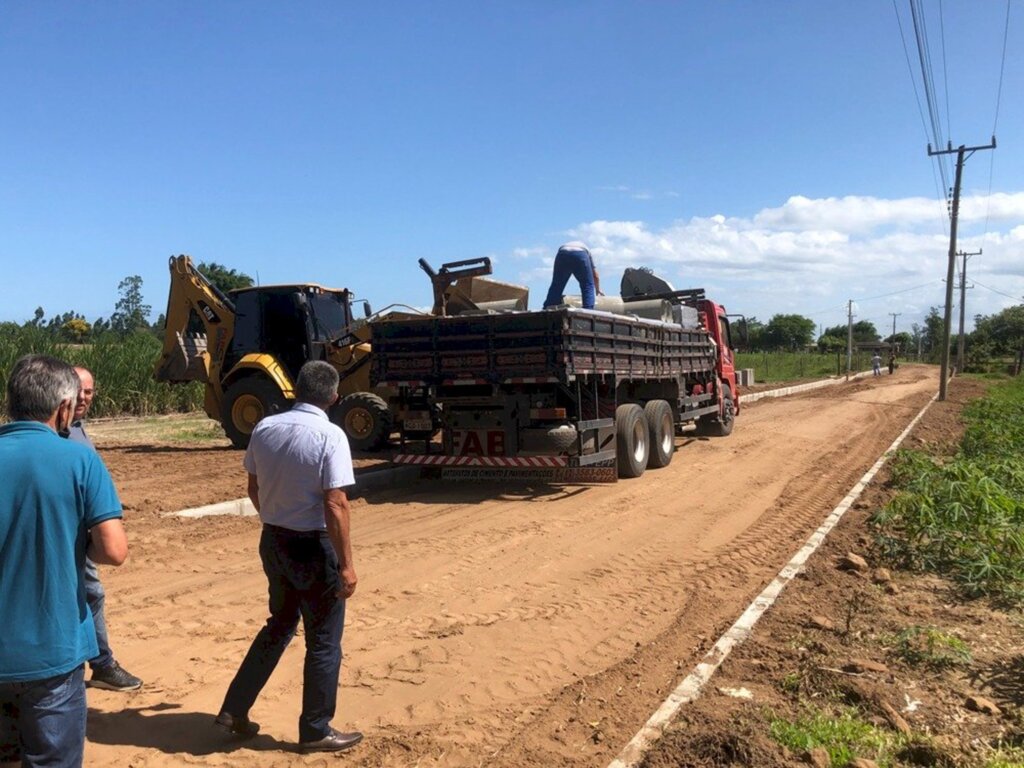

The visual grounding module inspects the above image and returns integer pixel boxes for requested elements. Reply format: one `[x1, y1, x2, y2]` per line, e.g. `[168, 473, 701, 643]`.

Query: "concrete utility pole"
[955, 249, 981, 373]
[846, 299, 854, 380]
[928, 138, 996, 401]
[888, 312, 902, 353]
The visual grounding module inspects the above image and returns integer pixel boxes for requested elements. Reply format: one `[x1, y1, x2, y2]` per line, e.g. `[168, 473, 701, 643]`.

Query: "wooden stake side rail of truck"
[370, 295, 740, 482]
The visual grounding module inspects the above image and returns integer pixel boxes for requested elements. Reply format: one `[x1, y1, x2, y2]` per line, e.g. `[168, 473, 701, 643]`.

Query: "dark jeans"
[220, 525, 346, 743]
[543, 249, 596, 309]
[83, 559, 114, 671]
[0, 666, 86, 768]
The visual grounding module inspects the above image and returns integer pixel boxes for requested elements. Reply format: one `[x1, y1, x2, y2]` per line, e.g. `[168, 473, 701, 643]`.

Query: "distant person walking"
[543, 242, 602, 309]
[0, 355, 128, 768]
[888, 352, 896, 375]
[217, 361, 362, 754]
[872, 351, 882, 377]
[64, 367, 143, 693]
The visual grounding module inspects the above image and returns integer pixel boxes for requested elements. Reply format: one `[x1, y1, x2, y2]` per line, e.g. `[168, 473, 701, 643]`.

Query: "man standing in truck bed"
[543, 241, 602, 309]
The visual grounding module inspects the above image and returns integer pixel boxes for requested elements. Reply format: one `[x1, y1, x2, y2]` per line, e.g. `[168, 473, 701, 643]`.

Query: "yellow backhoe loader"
[153, 254, 526, 450]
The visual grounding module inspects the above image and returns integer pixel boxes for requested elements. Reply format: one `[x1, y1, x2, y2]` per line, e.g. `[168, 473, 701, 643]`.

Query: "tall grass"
[735, 351, 876, 383]
[871, 375, 1024, 604]
[0, 326, 202, 418]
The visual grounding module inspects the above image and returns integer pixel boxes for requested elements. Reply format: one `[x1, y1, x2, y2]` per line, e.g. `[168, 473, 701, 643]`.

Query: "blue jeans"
[83, 560, 114, 671]
[220, 525, 346, 743]
[0, 666, 86, 768]
[543, 249, 596, 309]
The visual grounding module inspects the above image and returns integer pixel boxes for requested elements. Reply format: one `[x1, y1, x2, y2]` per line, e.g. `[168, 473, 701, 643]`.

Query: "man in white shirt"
[215, 361, 362, 754]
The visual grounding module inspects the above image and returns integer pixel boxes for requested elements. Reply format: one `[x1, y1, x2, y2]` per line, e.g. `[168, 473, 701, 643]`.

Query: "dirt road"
[84, 366, 939, 767]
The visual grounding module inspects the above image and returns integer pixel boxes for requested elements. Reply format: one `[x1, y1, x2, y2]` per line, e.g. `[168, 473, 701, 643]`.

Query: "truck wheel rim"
[345, 408, 373, 438]
[231, 395, 263, 434]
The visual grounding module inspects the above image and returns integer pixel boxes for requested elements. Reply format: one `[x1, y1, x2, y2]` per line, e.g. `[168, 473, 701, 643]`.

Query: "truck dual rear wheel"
[332, 392, 393, 451]
[644, 400, 674, 468]
[616, 404, 649, 478]
[697, 384, 735, 437]
[222, 377, 288, 449]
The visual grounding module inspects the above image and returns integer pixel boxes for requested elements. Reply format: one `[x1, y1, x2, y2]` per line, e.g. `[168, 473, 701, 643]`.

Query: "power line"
[971, 278, 1023, 302]
[993, 0, 1012, 135]
[854, 279, 944, 303]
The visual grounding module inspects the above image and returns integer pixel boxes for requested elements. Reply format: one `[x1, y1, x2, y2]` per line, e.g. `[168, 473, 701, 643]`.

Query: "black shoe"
[88, 662, 142, 692]
[214, 711, 260, 737]
[300, 728, 363, 753]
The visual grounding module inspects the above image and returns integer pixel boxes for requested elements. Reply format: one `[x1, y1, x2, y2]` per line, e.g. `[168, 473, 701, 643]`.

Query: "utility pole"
[888, 312, 902, 354]
[928, 138, 996, 401]
[846, 299, 854, 380]
[955, 248, 981, 373]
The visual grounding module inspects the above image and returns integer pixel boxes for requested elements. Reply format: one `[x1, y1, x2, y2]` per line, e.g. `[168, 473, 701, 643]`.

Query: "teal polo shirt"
[0, 421, 122, 682]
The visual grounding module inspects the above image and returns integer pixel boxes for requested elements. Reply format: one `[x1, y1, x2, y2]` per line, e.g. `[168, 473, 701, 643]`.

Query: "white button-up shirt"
[243, 402, 355, 531]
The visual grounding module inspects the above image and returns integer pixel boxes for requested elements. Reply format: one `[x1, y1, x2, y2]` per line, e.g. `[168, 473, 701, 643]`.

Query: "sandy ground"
[82, 366, 940, 767]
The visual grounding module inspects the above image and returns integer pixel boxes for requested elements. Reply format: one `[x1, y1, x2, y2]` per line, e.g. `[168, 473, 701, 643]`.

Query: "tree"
[885, 331, 913, 354]
[197, 262, 254, 294]
[971, 305, 1024, 361]
[818, 334, 846, 353]
[921, 307, 944, 361]
[62, 317, 91, 343]
[820, 321, 880, 345]
[761, 314, 816, 350]
[740, 316, 765, 350]
[110, 275, 152, 337]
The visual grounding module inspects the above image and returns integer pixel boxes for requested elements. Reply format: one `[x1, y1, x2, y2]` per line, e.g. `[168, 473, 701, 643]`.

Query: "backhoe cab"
[154, 255, 389, 450]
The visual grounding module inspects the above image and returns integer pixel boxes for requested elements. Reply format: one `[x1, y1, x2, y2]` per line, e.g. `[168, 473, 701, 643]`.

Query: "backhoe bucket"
[154, 332, 210, 382]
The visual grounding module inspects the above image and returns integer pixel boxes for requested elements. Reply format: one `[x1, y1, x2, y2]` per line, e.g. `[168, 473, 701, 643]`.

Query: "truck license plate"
[403, 418, 433, 432]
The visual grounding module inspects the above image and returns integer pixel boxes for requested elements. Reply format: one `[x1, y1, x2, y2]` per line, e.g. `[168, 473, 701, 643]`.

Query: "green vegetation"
[983, 745, 1024, 768]
[871, 375, 1024, 604]
[735, 351, 875, 382]
[769, 706, 907, 767]
[888, 625, 972, 670]
[0, 325, 202, 418]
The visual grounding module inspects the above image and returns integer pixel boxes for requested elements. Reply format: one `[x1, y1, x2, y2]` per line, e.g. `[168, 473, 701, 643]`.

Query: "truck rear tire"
[616, 404, 648, 479]
[697, 385, 735, 437]
[222, 377, 288, 449]
[332, 392, 393, 451]
[644, 400, 674, 468]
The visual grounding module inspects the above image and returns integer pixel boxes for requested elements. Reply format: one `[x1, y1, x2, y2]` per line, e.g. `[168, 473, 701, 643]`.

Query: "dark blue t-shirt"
[0, 421, 122, 682]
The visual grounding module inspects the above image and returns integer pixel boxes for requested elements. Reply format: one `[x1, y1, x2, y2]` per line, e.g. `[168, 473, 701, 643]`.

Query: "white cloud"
[514, 192, 1024, 329]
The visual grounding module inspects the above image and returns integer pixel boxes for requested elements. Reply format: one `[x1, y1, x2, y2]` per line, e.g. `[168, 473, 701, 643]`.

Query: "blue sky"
[2, 1, 1021, 337]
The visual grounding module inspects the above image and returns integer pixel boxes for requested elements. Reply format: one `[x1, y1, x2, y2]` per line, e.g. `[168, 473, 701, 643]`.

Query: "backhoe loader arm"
[153, 255, 237, 383]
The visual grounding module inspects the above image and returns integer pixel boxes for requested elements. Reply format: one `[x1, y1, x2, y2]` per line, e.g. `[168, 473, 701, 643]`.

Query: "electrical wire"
[910, 0, 950, 194]
[854, 279, 945, 303]
[971, 278, 1023, 302]
[983, 0, 1012, 237]
[939, 0, 952, 149]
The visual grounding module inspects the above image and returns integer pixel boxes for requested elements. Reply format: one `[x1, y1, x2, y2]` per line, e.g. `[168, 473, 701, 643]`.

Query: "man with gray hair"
[64, 366, 142, 693]
[0, 355, 128, 767]
[216, 361, 362, 754]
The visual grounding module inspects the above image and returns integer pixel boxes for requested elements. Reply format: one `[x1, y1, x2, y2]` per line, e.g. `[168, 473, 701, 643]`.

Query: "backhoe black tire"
[332, 392, 393, 451]
[222, 377, 288, 449]
[616, 403, 648, 479]
[644, 400, 674, 469]
[696, 384, 735, 437]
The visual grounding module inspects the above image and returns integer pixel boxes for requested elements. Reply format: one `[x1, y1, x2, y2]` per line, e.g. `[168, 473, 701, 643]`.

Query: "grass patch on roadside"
[984, 746, 1024, 768]
[886, 625, 972, 670]
[768, 705, 908, 767]
[871, 375, 1024, 604]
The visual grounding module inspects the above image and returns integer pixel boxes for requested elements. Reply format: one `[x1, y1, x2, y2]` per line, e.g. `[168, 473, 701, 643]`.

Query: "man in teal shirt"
[0, 355, 128, 768]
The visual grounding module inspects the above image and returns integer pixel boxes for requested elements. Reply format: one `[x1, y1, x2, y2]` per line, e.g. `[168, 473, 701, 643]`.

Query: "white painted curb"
[607, 391, 939, 768]
[743, 369, 873, 405]
[166, 465, 421, 518]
